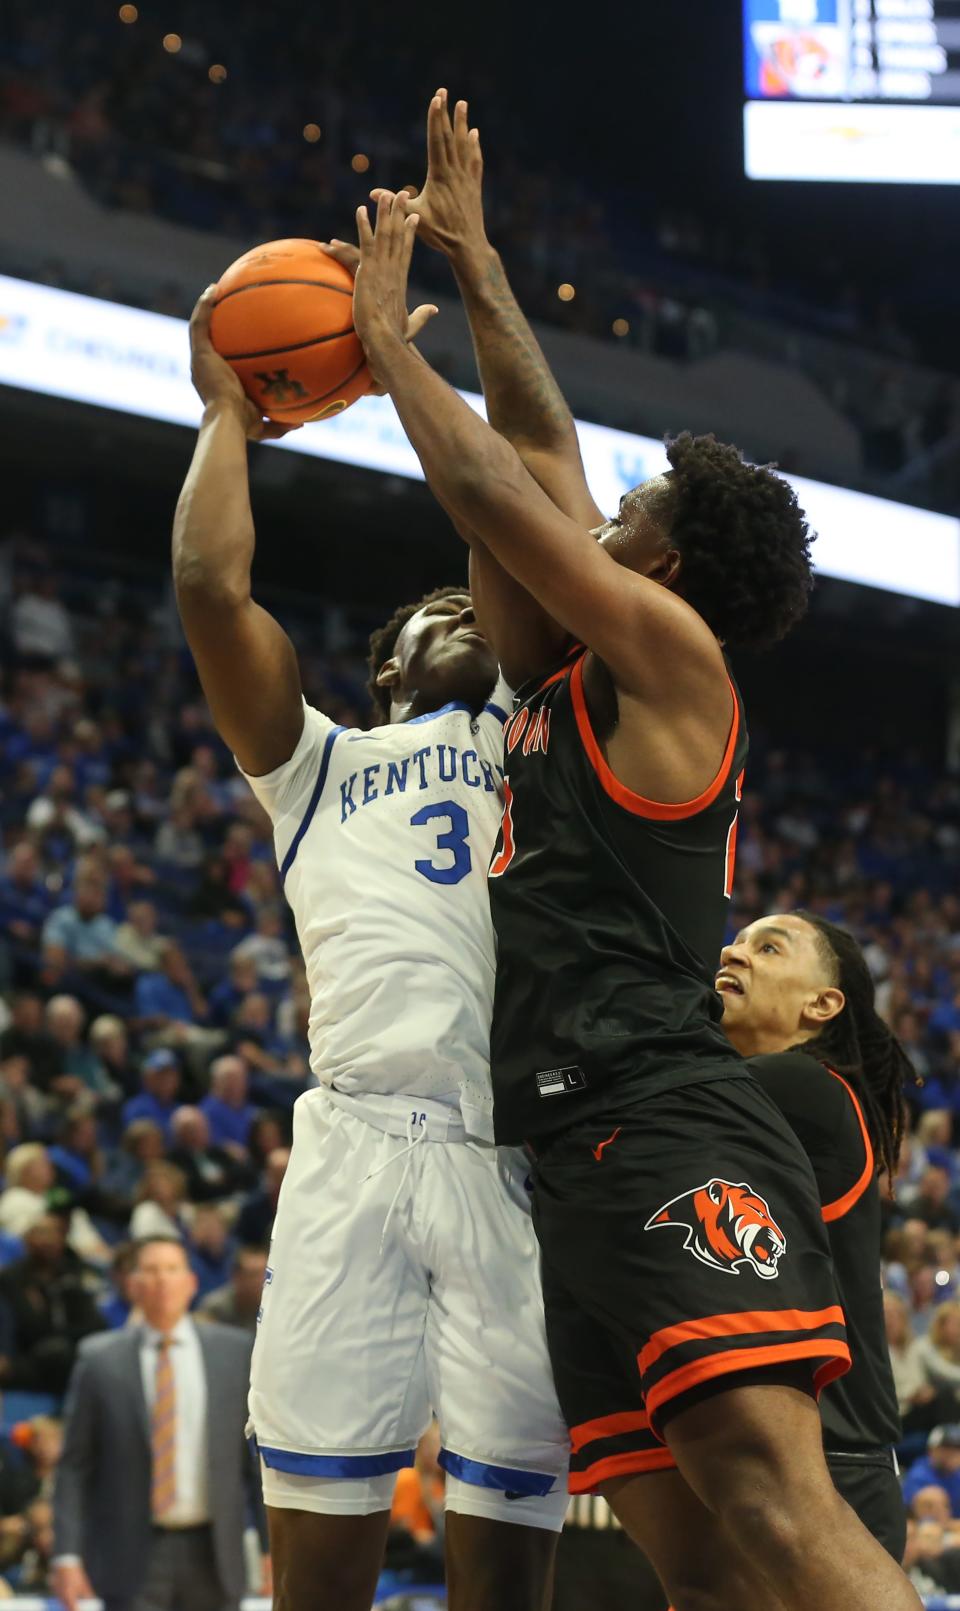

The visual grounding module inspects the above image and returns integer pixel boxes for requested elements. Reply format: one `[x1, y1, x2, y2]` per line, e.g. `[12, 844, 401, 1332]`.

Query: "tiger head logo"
[645, 1179, 786, 1280]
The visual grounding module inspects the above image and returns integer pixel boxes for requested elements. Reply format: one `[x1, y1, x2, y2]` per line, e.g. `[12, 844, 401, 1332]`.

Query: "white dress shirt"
[140, 1317, 210, 1527]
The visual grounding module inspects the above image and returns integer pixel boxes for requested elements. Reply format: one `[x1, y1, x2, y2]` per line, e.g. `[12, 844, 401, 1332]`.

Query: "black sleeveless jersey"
[488, 648, 748, 1146]
[750, 1051, 901, 1452]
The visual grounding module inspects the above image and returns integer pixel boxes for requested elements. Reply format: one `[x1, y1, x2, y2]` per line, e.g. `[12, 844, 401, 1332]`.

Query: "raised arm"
[172, 290, 304, 777]
[396, 89, 605, 531]
[382, 89, 601, 682]
[354, 198, 722, 686]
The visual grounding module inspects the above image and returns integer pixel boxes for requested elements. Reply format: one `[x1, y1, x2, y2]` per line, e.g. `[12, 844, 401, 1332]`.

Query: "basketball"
[209, 239, 370, 424]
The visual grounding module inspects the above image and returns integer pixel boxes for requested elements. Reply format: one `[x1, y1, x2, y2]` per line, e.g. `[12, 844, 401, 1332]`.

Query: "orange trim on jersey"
[638, 1304, 846, 1378]
[534, 656, 579, 695]
[569, 1447, 676, 1492]
[643, 1338, 851, 1429]
[569, 1409, 651, 1455]
[820, 1068, 875, 1224]
[569, 654, 740, 820]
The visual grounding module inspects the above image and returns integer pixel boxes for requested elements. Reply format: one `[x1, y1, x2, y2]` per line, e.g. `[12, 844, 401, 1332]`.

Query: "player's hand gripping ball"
[209, 239, 372, 424]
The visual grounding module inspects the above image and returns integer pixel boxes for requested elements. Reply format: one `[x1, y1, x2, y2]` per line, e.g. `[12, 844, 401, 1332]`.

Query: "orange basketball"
[210, 239, 370, 424]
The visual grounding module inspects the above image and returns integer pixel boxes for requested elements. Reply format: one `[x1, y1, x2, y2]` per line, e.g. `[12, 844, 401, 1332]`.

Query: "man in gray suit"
[52, 1235, 269, 1611]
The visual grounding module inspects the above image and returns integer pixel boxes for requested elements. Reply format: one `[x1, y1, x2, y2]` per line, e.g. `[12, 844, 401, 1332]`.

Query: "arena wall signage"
[1, 273, 958, 608]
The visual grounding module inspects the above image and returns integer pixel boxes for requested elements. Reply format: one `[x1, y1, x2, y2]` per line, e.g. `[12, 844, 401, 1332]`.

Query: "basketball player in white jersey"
[171, 293, 569, 1611]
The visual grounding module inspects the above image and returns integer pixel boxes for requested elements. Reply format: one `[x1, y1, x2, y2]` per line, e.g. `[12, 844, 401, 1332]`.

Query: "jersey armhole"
[569, 654, 740, 821]
[820, 1069, 875, 1223]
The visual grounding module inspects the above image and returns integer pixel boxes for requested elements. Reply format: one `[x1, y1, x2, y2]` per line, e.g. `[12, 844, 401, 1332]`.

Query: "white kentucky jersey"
[239, 679, 511, 1139]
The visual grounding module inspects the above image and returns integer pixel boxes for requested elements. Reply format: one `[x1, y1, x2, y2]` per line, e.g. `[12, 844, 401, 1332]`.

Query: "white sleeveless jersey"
[239, 681, 511, 1140]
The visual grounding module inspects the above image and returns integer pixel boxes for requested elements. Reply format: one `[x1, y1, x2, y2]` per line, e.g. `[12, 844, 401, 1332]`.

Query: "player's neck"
[391, 689, 480, 723]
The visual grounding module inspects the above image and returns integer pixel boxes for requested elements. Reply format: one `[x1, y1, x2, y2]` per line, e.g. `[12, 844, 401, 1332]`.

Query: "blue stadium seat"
[0, 1390, 60, 1429]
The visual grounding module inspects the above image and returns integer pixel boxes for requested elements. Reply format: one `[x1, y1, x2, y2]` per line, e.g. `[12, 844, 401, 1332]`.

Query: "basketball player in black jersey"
[565, 910, 916, 1609]
[351, 96, 921, 1611]
[722, 913, 914, 1555]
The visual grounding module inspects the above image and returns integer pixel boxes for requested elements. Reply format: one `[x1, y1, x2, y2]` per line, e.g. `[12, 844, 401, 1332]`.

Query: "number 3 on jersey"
[489, 781, 516, 879]
[410, 800, 472, 885]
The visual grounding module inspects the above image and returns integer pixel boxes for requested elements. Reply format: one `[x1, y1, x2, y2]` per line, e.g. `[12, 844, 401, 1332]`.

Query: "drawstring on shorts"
[362, 1114, 428, 1254]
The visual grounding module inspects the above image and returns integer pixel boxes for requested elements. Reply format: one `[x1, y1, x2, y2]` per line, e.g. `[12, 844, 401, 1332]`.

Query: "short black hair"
[650, 433, 815, 651]
[791, 912, 919, 1187]
[367, 585, 466, 724]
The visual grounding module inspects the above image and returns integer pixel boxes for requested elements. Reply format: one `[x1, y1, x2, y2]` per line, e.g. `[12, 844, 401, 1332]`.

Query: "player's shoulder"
[748, 1049, 847, 1120]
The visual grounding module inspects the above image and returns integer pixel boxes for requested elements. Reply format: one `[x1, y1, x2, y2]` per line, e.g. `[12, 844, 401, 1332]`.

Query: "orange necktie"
[151, 1335, 177, 1519]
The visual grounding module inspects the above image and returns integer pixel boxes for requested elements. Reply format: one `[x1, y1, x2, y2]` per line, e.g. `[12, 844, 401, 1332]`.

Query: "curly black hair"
[367, 585, 466, 724]
[646, 433, 816, 650]
[790, 911, 920, 1189]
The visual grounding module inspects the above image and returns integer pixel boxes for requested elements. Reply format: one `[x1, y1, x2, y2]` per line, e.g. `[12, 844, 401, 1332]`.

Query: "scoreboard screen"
[743, 0, 960, 181]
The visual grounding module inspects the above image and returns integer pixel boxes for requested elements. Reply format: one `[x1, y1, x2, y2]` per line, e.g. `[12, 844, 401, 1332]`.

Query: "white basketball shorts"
[249, 1087, 569, 1530]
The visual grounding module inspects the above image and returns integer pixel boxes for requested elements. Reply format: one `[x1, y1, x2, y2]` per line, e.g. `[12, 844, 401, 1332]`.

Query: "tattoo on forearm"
[463, 254, 574, 442]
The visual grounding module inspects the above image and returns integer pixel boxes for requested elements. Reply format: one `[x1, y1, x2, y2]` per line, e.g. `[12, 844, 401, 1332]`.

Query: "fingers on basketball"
[208, 239, 370, 424]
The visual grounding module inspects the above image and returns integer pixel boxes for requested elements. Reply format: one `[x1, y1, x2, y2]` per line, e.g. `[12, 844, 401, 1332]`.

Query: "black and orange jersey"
[488, 648, 748, 1145]
[748, 1050, 901, 1452]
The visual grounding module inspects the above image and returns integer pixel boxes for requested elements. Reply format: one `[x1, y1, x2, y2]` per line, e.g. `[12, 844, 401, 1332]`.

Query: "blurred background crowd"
[0, 535, 956, 1597]
[1, 0, 958, 514]
[0, 1, 958, 1604]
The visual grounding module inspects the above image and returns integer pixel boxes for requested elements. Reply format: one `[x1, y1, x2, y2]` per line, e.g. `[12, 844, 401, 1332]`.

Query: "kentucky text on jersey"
[338, 742, 504, 823]
[237, 683, 511, 1140]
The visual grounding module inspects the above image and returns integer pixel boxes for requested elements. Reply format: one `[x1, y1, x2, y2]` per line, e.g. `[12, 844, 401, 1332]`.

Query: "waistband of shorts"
[323, 1086, 468, 1141]
[825, 1446, 898, 1473]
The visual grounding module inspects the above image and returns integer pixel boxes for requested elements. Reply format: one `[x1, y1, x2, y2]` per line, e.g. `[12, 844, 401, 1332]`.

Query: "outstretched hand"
[352, 192, 432, 384]
[189, 288, 300, 441]
[373, 88, 486, 260]
[318, 236, 437, 394]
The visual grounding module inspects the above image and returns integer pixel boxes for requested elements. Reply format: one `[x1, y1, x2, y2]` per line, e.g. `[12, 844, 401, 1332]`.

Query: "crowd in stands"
[0, 519, 959, 1594]
[3, 0, 960, 517]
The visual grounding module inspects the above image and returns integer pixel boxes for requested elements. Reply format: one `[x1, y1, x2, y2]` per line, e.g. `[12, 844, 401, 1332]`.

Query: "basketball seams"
[221, 326, 356, 361]
[210, 242, 367, 421]
[213, 278, 354, 304]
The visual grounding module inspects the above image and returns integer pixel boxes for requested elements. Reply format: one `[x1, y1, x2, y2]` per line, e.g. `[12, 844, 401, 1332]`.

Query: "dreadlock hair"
[790, 911, 919, 1189]
[643, 433, 815, 651]
[366, 585, 465, 725]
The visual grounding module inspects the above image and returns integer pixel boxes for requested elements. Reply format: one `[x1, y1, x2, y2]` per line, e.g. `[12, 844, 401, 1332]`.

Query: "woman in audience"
[917, 1301, 960, 1392]
[99, 1118, 164, 1203]
[887, 1292, 960, 1433]
[0, 1143, 108, 1264]
[129, 1159, 188, 1240]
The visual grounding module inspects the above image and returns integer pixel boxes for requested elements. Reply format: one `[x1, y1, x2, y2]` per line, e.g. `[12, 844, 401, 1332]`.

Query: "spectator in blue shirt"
[207, 953, 259, 1029]
[121, 1049, 181, 1140]
[133, 940, 209, 1032]
[98, 1241, 137, 1329]
[0, 841, 52, 949]
[41, 868, 132, 989]
[187, 1202, 234, 1300]
[200, 1055, 257, 1151]
[904, 1426, 960, 1517]
[930, 993, 960, 1037]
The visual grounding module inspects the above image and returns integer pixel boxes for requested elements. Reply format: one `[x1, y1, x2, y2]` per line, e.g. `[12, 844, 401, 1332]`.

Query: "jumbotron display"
[743, 0, 960, 182]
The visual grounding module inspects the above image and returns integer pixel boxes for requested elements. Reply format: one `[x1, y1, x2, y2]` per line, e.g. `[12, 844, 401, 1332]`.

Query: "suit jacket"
[53, 1320, 264, 1601]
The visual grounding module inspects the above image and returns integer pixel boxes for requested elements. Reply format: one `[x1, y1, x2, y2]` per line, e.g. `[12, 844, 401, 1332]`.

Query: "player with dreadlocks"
[715, 911, 915, 1554]
[577, 910, 917, 1611]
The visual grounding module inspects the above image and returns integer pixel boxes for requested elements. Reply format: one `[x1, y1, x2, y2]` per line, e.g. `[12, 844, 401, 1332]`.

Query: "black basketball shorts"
[827, 1451, 906, 1563]
[531, 1073, 850, 1493]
